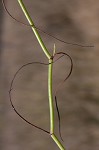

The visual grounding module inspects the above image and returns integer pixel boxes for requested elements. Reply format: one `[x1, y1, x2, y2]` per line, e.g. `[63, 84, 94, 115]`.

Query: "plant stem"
[48, 58, 54, 134]
[51, 133, 65, 150]
[48, 59, 65, 150]
[18, 0, 51, 59]
[17, 0, 66, 149]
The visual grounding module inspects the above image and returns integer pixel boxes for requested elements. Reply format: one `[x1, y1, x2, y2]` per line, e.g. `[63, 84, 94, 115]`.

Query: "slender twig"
[18, 0, 51, 59]
[2, 0, 94, 48]
[51, 133, 65, 150]
[9, 61, 53, 135]
[17, 1, 66, 149]
[48, 58, 54, 134]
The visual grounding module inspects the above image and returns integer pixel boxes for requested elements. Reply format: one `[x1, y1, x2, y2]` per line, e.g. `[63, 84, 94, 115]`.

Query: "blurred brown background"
[0, 0, 99, 150]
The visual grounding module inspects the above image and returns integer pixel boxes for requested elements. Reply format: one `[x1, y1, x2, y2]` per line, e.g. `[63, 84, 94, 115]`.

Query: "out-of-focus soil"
[0, 0, 99, 150]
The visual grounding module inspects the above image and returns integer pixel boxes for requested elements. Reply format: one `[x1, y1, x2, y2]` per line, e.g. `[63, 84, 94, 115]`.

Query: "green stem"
[51, 134, 65, 150]
[48, 58, 54, 134]
[18, 0, 51, 59]
[17, 0, 66, 149]
[48, 59, 66, 150]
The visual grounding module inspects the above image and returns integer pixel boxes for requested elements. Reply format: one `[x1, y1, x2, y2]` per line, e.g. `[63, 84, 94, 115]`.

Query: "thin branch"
[2, 0, 94, 48]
